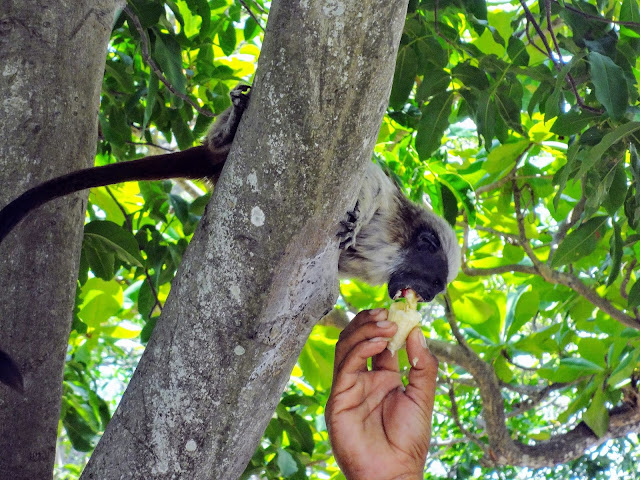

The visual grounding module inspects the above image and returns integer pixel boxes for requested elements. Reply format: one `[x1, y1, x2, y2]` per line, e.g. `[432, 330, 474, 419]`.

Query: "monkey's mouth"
[392, 288, 425, 303]
[388, 273, 440, 304]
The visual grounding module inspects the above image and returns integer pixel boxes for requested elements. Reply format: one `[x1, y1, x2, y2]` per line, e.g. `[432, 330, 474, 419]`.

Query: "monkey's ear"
[0, 349, 24, 394]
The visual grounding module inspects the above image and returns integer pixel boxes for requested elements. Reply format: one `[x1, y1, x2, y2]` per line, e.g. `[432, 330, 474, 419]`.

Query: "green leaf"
[289, 412, 315, 455]
[140, 316, 158, 343]
[83, 238, 116, 280]
[84, 221, 145, 268]
[436, 171, 476, 226]
[79, 293, 121, 327]
[415, 91, 453, 159]
[608, 348, 640, 386]
[550, 110, 602, 136]
[138, 281, 156, 319]
[506, 289, 539, 340]
[390, 46, 419, 109]
[620, 0, 640, 35]
[451, 62, 489, 90]
[577, 338, 607, 367]
[582, 387, 609, 438]
[142, 72, 159, 135]
[416, 68, 450, 103]
[493, 355, 514, 383]
[484, 140, 530, 174]
[628, 280, 640, 308]
[219, 21, 237, 56]
[551, 216, 608, 267]
[603, 163, 628, 215]
[243, 16, 258, 41]
[588, 52, 629, 120]
[154, 34, 187, 96]
[506, 36, 529, 66]
[579, 122, 640, 177]
[440, 183, 458, 226]
[475, 89, 496, 147]
[276, 448, 298, 477]
[606, 222, 623, 287]
[539, 357, 604, 382]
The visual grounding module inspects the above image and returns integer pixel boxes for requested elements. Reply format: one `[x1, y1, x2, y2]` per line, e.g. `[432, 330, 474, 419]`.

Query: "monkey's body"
[0, 85, 460, 392]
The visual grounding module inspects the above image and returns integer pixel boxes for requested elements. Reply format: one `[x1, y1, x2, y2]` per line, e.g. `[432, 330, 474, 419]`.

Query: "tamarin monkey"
[0, 85, 460, 392]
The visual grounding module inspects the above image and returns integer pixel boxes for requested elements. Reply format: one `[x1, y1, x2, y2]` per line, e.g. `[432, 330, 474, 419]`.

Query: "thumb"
[404, 327, 438, 408]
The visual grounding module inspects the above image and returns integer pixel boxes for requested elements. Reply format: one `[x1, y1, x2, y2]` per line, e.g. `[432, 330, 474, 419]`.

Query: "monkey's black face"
[387, 226, 449, 303]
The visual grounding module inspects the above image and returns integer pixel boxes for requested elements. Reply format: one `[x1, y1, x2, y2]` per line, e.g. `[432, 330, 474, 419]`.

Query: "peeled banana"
[387, 289, 422, 355]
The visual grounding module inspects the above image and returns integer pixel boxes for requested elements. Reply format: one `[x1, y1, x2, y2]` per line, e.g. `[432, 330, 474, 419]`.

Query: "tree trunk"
[81, 0, 408, 478]
[0, 2, 122, 479]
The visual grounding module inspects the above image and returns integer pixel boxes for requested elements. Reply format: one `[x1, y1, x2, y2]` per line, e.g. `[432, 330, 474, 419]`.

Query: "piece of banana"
[387, 289, 422, 355]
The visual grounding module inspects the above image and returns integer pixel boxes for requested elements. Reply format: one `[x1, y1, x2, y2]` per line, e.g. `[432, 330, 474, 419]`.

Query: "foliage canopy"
[51, 0, 640, 478]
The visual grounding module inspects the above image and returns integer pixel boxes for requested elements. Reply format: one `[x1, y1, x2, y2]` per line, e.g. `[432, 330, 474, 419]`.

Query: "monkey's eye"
[417, 229, 441, 253]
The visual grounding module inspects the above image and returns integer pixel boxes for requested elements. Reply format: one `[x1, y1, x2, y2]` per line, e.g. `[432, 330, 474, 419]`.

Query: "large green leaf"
[579, 122, 640, 177]
[551, 216, 608, 267]
[84, 221, 145, 268]
[588, 52, 629, 120]
[415, 91, 454, 159]
[154, 33, 187, 96]
[582, 387, 609, 438]
[390, 46, 419, 109]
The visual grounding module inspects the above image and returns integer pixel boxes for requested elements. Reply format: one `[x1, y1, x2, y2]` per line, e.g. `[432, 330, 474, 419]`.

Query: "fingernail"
[370, 308, 386, 318]
[420, 333, 427, 348]
[376, 321, 393, 328]
[369, 337, 389, 343]
[412, 357, 419, 367]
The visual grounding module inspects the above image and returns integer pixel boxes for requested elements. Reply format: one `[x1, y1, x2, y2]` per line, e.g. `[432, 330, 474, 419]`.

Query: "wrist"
[345, 473, 423, 480]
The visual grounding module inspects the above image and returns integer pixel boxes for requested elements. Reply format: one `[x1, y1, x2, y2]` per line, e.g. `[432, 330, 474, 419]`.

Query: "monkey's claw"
[337, 202, 360, 249]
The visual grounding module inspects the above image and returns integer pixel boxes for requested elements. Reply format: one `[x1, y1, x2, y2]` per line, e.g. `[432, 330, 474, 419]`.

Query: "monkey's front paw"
[337, 202, 360, 249]
[230, 84, 251, 109]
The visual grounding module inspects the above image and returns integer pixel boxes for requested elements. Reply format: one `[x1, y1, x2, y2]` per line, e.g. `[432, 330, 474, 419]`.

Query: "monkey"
[0, 84, 460, 392]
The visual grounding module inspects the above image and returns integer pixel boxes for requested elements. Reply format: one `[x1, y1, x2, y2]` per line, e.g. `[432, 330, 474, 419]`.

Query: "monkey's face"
[387, 225, 449, 302]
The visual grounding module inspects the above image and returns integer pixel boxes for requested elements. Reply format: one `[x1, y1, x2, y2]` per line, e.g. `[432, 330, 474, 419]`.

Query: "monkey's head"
[386, 199, 460, 302]
[338, 188, 460, 303]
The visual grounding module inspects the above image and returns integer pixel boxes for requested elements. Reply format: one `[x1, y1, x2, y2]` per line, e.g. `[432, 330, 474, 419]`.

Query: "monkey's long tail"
[0, 146, 225, 244]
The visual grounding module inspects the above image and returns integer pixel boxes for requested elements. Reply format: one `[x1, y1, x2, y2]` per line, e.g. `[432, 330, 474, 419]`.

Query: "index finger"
[404, 327, 438, 408]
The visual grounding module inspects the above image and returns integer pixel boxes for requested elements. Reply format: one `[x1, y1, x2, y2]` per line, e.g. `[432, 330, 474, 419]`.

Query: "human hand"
[325, 309, 438, 480]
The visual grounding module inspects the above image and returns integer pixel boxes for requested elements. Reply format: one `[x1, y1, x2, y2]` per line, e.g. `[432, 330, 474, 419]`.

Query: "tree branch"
[426, 338, 640, 467]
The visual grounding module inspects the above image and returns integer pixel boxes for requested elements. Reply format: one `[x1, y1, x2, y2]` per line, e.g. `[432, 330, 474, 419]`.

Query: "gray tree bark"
[0, 2, 122, 479]
[81, 0, 408, 478]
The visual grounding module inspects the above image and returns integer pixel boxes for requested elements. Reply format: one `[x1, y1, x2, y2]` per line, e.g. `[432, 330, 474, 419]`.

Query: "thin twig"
[518, 0, 601, 113]
[475, 225, 520, 243]
[237, 0, 266, 31]
[476, 144, 532, 195]
[104, 186, 163, 318]
[557, 1, 640, 28]
[512, 177, 544, 268]
[123, 5, 215, 118]
[247, 0, 267, 15]
[548, 194, 586, 265]
[446, 380, 489, 454]
[525, 19, 548, 57]
[620, 260, 638, 300]
[443, 293, 469, 349]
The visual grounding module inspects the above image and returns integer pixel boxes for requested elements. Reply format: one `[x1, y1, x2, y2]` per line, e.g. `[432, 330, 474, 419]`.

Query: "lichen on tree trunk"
[81, 0, 409, 478]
